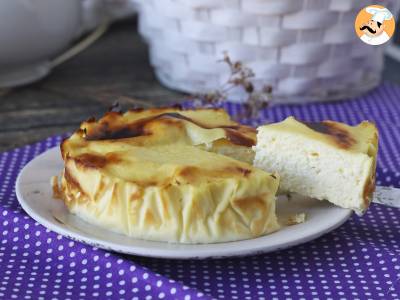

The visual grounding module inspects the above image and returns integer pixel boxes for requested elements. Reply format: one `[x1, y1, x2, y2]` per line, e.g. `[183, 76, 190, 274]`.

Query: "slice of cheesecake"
[253, 117, 378, 214]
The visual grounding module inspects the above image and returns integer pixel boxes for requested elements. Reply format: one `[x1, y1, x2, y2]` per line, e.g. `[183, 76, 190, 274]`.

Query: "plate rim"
[16, 147, 353, 259]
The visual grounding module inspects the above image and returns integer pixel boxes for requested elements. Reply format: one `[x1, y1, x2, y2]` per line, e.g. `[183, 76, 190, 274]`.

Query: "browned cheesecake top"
[61, 107, 256, 161]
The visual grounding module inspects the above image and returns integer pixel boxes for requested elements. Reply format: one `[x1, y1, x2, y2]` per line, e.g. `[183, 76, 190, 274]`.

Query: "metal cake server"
[373, 186, 400, 208]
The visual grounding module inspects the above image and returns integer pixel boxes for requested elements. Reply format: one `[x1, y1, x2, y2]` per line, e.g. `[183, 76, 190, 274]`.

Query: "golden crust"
[80, 107, 255, 144]
[272, 117, 378, 154]
[60, 144, 280, 243]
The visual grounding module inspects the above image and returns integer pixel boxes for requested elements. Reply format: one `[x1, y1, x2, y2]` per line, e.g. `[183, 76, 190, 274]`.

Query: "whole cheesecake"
[57, 108, 280, 243]
[254, 117, 378, 214]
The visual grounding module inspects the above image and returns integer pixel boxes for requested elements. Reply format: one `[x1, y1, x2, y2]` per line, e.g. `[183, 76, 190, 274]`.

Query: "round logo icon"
[354, 4, 396, 46]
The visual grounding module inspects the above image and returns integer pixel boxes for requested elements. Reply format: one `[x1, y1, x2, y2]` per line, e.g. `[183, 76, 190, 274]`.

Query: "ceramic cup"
[0, 0, 83, 88]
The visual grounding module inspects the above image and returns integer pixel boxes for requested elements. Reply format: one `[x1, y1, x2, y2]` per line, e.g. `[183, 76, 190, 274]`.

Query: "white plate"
[16, 147, 352, 259]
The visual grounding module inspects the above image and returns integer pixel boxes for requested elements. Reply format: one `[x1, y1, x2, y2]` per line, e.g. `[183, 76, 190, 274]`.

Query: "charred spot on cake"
[303, 121, 356, 148]
[84, 113, 188, 141]
[85, 118, 153, 141]
[224, 128, 256, 147]
[270, 174, 277, 179]
[75, 128, 86, 139]
[73, 153, 114, 169]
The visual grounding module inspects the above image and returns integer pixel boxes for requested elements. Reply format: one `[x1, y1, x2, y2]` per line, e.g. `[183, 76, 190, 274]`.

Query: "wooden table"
[1, 17, 399, 152]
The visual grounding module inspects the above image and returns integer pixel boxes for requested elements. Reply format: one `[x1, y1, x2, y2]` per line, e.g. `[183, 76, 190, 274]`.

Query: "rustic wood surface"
[0, 17, 399, 152]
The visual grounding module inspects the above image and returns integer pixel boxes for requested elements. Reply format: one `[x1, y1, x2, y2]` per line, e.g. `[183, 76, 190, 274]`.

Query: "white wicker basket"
[136, 0, 398, 103]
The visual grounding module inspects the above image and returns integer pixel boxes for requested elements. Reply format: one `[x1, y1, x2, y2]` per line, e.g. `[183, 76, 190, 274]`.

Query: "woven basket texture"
[137, 0, 399, 103]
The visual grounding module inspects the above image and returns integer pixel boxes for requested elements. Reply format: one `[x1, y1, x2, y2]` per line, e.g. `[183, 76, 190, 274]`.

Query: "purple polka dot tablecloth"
[1, 83, 400, 300]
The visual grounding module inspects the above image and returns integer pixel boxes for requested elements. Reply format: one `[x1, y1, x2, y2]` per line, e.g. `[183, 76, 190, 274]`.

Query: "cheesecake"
[57, 108, 280, 243]
[253, 117, 378, 214]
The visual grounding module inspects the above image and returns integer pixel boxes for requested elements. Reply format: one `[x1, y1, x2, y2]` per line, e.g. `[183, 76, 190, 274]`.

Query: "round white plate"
[16, 147, 352, 259]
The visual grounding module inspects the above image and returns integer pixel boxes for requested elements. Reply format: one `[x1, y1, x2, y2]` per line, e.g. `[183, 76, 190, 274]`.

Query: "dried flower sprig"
[190, 52, 272, 120]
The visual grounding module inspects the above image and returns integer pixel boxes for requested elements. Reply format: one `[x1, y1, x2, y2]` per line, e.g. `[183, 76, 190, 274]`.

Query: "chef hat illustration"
[365, 6, 393, 24]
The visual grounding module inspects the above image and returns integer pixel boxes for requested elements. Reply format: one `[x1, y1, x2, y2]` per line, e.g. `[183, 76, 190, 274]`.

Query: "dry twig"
[190, 52, 272, 120]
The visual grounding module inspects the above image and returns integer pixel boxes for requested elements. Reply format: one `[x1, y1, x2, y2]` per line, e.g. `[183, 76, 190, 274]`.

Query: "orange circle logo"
[354, 4, 395, 46]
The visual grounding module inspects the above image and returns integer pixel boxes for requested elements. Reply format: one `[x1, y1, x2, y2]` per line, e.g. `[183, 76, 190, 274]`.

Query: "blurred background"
[0, 0, 399, 152]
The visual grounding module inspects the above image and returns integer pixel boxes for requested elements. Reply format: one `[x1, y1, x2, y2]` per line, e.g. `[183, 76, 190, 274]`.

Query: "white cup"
[0, 0, 83, 88]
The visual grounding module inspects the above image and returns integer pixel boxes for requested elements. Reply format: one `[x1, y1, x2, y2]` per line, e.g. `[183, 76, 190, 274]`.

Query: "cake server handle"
[373, 186, 400, 208]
